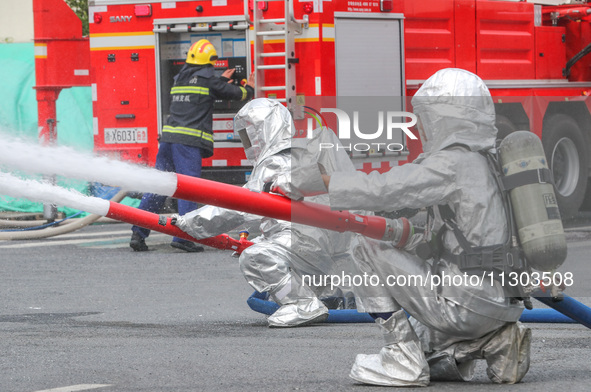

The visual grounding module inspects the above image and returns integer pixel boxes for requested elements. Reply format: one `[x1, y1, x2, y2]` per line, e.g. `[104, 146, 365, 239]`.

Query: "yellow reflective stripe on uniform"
[163, 125, 202, 137]
[200, 132, 214, 143]
[201, 132, 214, 143]
[239, 86, 247, 101]
[162, 126, 214, 143]
[171, 86, 210, 95]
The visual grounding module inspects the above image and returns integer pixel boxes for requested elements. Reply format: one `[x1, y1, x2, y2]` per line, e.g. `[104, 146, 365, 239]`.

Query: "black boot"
[130, 232, 148, 252]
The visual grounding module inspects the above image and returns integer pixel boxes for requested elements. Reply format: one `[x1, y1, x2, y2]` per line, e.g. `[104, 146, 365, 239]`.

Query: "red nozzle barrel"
[172, 173, 388, 240]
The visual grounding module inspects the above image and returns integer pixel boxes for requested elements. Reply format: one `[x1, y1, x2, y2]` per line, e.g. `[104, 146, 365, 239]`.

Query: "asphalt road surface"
[0, 221, 590, 391]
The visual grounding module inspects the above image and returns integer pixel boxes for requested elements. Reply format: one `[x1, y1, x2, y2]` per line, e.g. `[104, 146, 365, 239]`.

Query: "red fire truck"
[36, 0, 591, 217]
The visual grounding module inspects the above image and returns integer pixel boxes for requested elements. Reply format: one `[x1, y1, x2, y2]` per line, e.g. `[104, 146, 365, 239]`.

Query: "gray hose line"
[0, 219, 59, 228]
[0, 216, 118, 228]
[0, 190, 128, 241]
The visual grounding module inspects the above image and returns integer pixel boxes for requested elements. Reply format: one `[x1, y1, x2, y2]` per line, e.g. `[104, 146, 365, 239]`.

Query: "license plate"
[104, 128, 148, 144]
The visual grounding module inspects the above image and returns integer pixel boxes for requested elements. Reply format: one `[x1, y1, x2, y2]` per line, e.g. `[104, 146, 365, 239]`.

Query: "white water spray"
[0, 135, 177, 197]
[0, 171, 110, 216]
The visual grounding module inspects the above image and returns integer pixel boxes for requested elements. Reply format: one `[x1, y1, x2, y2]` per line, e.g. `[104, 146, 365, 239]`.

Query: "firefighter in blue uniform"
[130, 39, 255, 252]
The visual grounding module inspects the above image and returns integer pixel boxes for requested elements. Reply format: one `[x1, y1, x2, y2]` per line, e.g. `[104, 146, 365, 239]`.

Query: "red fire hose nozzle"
[171, 173, 407, 243]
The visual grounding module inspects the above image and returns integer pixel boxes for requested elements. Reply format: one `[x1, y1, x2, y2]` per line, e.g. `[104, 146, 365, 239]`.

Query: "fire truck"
[35, 0, 591, 217]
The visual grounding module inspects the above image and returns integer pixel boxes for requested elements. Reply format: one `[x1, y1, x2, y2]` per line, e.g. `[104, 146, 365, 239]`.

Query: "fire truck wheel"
[542, 114, 588, 219]
[495, 115, 517, 140]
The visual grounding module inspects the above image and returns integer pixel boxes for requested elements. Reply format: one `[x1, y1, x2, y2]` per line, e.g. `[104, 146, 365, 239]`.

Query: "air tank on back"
[499, 131, 567, 271]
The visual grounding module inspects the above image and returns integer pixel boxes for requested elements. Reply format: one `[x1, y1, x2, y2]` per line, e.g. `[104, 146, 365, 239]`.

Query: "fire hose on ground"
[246, 291, 588, 325]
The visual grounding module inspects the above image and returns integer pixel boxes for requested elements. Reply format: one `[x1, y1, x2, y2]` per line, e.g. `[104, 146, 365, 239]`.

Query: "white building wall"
[0, 0, 34, 43]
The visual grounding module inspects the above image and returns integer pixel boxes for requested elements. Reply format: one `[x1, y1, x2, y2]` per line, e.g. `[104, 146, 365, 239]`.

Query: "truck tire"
[495, 114, 517, 140]
[542, 114, 588, 218]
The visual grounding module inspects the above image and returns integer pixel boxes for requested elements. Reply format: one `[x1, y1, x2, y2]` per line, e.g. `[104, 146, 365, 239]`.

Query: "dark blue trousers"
[132, 142, 202, 243]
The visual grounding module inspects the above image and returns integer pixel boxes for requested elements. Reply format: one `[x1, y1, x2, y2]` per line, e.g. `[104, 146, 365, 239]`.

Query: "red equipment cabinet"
[82, 0, 591, 216]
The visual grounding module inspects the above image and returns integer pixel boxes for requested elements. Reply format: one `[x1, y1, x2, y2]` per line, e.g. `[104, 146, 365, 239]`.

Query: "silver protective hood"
[234, 98, 295, 163]
[411, 68, 498, 157]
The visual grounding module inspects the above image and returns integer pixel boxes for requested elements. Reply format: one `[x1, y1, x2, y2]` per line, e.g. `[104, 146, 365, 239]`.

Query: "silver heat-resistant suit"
[175, 98, 358, 327]
[280, 68, 532, 385]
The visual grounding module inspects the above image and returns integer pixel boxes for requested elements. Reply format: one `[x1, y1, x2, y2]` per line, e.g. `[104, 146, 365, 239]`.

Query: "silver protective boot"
[349, 310, 430, 387]
[453, 322, 531, 384]
[266, 276, 329, 328]
[483, 322, 531, 383]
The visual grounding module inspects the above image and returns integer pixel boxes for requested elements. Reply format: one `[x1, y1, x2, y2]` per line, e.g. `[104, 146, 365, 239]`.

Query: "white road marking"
[49, 229, 130, 239]
[567, 241, 591, 249]
[0, 233, 167, 249]
[34, 384, 112, 392]
[0, 238, 111, 249]
[0, 229, 130, 243]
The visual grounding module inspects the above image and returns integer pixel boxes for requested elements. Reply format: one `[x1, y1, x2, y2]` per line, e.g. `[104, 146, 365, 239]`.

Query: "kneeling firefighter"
[174, 98, 360, 327]
[278, 69, 533, 385]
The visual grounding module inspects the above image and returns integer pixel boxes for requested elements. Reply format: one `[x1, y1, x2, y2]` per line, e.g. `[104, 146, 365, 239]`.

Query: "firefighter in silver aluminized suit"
[280, 69, 532, 385]
[174, 98, 358, 328]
